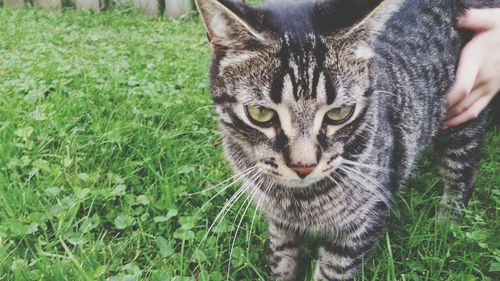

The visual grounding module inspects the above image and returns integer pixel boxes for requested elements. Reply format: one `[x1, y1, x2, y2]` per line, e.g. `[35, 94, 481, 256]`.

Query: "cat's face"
[213, 39, 372, 188]
[197, 0, 390, 188]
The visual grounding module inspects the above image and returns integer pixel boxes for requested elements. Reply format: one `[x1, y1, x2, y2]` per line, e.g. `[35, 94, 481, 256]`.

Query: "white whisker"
[247, 179, 273, 250]
[372, 89, 398, 97]
[197, 170, 262, 253]
[339, 165, 394, 209]
[227, 177, 263, 277]
[190, 165, 256, 197]
[342, 159, 393, 174]
[194, 166, 257, 216]
[196, 180, 250, 252]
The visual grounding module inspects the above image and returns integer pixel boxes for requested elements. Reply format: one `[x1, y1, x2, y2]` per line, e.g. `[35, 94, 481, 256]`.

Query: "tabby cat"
[195, 0, 499, 280]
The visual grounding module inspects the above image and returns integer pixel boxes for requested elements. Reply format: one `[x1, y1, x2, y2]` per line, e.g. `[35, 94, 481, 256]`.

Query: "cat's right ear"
[195, 0, 270, 50]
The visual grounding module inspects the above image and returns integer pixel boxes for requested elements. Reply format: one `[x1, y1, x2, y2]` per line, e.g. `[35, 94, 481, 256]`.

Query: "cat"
[195, 0, 499, 280]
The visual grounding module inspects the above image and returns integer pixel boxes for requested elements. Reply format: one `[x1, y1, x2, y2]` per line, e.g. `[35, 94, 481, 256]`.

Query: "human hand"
[444, 8, 500, 128]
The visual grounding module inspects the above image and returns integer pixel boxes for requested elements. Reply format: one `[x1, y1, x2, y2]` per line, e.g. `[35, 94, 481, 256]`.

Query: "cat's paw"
[270, 255, 299, 281]
[437, 192, 467, 223]
[314, 266, 355, 281]
[437, 204, 463, 223]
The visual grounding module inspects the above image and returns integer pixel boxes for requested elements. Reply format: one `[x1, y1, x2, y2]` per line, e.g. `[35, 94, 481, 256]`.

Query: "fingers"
[448, 82, 488, 118]
[443, 94, 494, 129]
[458, 9, 500, 31]
[445, 8, 500, 128]
[445, 41, 482, 107]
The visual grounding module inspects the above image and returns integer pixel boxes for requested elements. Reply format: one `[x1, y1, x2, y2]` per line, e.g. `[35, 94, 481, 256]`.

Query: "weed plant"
[0, 8, 499, 281]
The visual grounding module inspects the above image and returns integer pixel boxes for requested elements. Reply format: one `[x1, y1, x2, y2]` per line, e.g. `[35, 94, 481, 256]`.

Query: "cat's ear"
[313, 0, 402, 41]
[195, 0, 271, 50]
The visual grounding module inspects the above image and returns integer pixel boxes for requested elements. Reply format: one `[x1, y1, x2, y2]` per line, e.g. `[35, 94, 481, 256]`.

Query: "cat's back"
[374, 0, 500, 101]
[373, 0, 461, 97]
[370, 0, 499, 181]
[369, 0, 462, 181]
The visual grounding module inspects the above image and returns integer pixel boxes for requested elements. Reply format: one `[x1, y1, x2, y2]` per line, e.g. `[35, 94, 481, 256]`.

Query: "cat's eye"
[324, 106, 355, 125]
[245, 105, 277, 126]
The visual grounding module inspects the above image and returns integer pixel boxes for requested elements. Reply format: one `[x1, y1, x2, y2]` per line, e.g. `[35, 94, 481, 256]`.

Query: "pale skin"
[444, 8, 500, 128]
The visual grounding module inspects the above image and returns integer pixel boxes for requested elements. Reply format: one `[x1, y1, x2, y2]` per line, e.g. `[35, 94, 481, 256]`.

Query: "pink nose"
[291, 165, 316, 179]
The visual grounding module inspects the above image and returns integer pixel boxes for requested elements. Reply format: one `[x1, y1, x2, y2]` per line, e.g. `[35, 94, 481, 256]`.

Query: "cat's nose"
[291, 165, 316, 179]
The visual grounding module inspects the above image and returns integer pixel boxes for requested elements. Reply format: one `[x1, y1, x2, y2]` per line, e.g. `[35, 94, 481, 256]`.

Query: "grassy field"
[0, 7, 499, 281]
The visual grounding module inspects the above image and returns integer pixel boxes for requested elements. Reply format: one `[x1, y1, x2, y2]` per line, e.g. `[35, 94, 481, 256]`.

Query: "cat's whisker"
[227, 177, 263, 277]
[197, 170, 262, 251]
[335, 170, 392, 222]
[344, 169, 391, 202]
[196, 189, 248, 257]
[227, 176, 262, 246]
[203, 186, 247, 238]
[247, 179, 273, 250]
[197, 178, 252, 251]
[372, 89, 398, 97]
[328, 173, 348, 199]
[208, 173, 258, 230]
[339, 166, 394, 209]
[194, 166, 257, 216]
[190, 165, 257, 200]
[346, 172, 394, 211]
[190, 165, 256, 197]
[339, 166, 381, 190]
[328, 174, 347, 238]
[342, 159, 393, 174]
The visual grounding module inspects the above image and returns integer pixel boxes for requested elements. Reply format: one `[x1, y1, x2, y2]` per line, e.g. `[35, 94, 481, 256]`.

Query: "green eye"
[245, 105, 276, 126]
[325, 106, 355, 124]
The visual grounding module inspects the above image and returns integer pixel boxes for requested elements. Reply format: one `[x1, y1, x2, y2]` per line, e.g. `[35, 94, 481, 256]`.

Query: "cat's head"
[197, 0, 400, 188]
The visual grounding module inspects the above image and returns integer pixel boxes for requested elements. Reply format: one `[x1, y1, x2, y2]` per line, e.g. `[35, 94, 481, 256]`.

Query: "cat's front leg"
[268, 221, 301, 281]
[314, 217, 386, 281]
[314, 237, 375, 281]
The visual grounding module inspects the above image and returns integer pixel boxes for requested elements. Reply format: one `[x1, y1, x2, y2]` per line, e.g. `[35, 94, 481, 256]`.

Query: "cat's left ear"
[314, 0, 403, 46]
[195, 0, 271, 50]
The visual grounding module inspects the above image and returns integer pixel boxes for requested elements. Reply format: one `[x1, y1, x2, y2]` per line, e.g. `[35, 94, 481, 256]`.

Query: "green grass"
[0, 7, 499, 281]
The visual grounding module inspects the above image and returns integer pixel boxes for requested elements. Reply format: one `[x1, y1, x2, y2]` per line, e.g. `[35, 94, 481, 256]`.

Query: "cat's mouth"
[267, 174, 321, 188]
[259, 157, 342, 188]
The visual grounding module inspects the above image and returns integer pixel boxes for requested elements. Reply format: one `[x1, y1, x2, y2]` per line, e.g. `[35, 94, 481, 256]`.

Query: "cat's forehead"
[264, 1, 316, 45]
[213, 1, 373, 107]
[229, 37, 360, 107]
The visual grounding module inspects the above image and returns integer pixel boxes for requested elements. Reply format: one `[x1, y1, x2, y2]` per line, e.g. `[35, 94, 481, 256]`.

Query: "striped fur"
[196, 0, 500, 279]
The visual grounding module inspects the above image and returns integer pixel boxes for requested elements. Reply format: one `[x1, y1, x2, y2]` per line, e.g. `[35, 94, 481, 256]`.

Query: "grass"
[0, 7, 499, 281]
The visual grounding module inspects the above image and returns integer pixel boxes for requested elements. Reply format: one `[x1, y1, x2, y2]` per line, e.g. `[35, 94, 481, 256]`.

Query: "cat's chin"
[269, 176, 324, 189]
